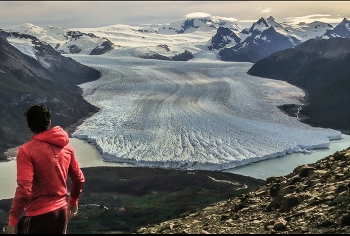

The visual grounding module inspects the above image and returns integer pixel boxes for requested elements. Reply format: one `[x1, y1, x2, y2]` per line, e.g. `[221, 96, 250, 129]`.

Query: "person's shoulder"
[20, 138, 40, 150]
[20, 139, 34, 147]
[17, 139, 36, 156]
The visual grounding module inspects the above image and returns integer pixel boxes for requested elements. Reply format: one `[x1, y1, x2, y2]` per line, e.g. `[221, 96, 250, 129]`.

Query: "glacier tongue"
[71, 55, 341, 171]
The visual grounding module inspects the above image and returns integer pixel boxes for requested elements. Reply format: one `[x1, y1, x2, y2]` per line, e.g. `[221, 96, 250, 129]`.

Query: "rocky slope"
[135, 146, 350, 234]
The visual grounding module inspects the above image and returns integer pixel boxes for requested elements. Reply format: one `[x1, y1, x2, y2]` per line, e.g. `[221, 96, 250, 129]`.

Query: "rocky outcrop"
[136, 146, 350, 234]
[66, 30, 98, 40]
[139, 50, 194, 61]
[68, 44, 82, 54]
[139, 53, 171, 61]
[172, 50, 194, 61]
[90, 39, 115, 55]
[157, 44, 170, 52]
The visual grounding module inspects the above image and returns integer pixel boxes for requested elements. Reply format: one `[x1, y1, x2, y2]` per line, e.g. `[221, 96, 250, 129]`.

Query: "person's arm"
[67, 148, 85, 216]
[8, 146, 34, 227]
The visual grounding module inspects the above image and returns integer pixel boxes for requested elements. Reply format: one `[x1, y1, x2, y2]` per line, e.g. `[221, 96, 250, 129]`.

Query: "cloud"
[185, 12, 212, 19]
[238, 19, 257, 27]
[285, 14, 344, 25]
[260, 8, 272, 14]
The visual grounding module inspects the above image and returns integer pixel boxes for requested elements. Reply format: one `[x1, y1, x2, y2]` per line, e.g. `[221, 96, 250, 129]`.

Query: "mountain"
[136, 147, 350, 234]
[247, 37, 350, 133]
[322, 18, 350, 39]
[213, 16, 333, 63]
[5, 23, 116, 56]
[140, 12, 243, 35]
[0, 30, 100, 160]
[207, 27, 241, 50]
[278, 19, 335, 41]
[218, 21, 301, 62]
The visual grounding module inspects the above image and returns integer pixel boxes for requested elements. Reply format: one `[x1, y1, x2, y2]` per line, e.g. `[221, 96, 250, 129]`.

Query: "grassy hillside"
[0, 166, 264, 234]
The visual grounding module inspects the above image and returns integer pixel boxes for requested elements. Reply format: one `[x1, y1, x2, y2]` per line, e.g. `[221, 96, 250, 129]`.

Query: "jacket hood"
[32, 126, 69, 147]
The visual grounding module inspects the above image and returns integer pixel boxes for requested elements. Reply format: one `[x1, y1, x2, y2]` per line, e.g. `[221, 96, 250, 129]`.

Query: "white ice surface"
[7, 37, 37, 59]
[70, 54, 341, 171]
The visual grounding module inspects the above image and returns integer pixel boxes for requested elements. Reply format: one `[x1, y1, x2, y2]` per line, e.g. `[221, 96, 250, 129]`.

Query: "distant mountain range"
[3, 15, 349, 62]
[0, 14, 350, 160]
[213, 16, 350, 63]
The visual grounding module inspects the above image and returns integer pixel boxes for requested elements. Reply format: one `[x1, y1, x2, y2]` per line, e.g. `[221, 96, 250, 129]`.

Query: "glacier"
[69, 52, 341, 171]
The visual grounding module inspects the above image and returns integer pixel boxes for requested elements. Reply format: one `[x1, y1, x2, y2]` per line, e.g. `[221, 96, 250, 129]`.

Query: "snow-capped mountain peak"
[207, 26, 241, 50]
[286, 20, 334, 41]
[321, 18, 350, 39]
[266, 16, 285, 29]
[4, 23, 116, 55]
[140, 12, 244, 35]
[249, 17, 270, 33]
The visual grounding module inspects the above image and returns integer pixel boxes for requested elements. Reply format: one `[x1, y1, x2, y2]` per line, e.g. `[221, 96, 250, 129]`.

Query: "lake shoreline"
[278, 103, 350, 135]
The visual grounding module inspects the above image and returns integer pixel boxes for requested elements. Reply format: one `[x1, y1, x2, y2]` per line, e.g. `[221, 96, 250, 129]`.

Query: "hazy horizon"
[0, 1, 348, 29]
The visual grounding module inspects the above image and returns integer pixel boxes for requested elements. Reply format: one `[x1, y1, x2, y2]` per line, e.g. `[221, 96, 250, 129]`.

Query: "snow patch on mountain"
[6, 36, 37, 59]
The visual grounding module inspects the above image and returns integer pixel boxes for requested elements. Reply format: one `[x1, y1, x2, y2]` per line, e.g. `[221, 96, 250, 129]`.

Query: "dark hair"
[25, 104, 51, 133]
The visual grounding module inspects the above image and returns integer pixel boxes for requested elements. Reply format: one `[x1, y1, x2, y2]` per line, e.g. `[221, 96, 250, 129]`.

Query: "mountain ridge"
[247, 37, 350, 133]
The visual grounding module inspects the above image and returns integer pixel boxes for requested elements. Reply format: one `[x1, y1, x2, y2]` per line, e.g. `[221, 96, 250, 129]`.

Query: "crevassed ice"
[71, 54, 341, 171]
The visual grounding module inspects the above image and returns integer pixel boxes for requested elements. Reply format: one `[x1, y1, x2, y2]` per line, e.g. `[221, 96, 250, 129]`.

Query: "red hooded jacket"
[9, 126, 85, 226]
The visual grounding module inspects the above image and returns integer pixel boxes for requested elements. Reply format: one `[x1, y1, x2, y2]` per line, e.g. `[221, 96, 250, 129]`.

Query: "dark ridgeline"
[0, 30, 100, 160]
[247, 37, 350, 133]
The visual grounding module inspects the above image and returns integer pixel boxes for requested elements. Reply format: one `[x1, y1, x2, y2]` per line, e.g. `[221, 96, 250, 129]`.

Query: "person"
[5, 104, 85, 234]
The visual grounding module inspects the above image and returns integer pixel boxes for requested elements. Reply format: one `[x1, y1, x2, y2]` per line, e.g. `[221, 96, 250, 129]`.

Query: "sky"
[0, 1, 349, 29]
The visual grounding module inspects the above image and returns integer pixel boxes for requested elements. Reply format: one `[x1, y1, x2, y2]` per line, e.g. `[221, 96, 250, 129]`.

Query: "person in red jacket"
[5, 104, 85, 234]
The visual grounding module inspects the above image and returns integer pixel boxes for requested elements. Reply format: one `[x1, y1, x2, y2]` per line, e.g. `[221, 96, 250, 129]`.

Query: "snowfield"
[69, 54, 341, 171]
